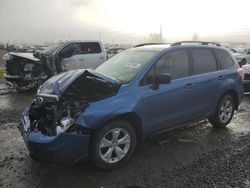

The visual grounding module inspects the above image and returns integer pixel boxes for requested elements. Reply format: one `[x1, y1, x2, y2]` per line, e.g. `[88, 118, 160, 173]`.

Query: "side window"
[155, 49, 190, 80]
[191, 48, 217, 74]
[141, 68, 155, 86]
[59, 43, 81, 58]
[214, 49, 234, 69]
[80, 42, 102, 54]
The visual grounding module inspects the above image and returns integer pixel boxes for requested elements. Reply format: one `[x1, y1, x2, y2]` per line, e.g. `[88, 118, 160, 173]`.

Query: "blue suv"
[19, 41, 244, 169]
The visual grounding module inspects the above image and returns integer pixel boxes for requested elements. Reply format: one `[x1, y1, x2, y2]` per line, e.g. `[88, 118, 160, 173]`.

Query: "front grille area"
[244, 73, 250, 80]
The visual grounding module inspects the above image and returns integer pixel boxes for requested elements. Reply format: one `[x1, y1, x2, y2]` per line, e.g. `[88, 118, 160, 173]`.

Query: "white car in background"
[232, 48, 250, 67]
[4, 40, 107, 91]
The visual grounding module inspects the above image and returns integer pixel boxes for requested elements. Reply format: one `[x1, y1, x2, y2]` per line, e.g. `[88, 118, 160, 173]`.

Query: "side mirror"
[155, 73, 171, 84]
[152, 73, 171, 90]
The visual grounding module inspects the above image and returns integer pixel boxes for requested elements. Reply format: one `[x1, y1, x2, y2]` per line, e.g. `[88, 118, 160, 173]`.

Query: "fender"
[75, 88, 146, 131]
[75, 105, 142, 130]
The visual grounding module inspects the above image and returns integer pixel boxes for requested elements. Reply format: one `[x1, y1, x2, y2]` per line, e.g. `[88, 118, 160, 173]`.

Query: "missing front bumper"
[19, 111, 91, 166]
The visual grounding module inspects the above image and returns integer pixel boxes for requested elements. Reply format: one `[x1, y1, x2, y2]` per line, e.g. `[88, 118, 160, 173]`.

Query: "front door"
[139, 49, 198, 133]
[58, 43, 82, 71]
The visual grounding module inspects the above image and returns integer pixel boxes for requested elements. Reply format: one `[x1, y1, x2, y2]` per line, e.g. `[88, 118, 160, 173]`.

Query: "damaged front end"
[4, 52, 49, 91]
[19, 69, 120, 165]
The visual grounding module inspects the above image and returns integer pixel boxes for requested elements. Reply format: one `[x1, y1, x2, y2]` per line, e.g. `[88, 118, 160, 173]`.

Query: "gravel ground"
[0, 78, 250, 188]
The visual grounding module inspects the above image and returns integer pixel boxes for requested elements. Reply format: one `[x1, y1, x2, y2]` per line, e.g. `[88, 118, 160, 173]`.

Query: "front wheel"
[209, 95, 235, 128]
[90, 120, 136, 169]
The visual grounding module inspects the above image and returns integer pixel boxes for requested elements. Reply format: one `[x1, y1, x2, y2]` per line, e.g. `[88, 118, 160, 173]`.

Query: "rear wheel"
[90, 120, 136, 169]
[209, 95, 235, 128]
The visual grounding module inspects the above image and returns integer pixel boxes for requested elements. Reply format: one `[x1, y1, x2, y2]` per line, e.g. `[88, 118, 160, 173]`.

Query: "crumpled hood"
[7, 52, 40, 62]
[37, 69, 119, 97]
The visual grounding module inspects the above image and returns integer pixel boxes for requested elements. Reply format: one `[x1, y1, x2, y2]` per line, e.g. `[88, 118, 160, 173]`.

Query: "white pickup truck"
[55, 40, 107, 71]
[4, 40, 107, 91]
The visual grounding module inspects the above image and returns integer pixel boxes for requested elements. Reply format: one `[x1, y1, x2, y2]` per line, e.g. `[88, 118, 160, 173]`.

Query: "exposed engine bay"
[28, 71, 120, 136]
[4, 52, 49, 91]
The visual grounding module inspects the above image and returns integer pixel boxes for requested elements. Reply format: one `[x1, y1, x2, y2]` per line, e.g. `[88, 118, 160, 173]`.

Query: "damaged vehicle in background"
[231, 48, 250, 67]
[19, 42, 244, 169]
[3, 40, 107, 91]
[242, 63, 250, 92]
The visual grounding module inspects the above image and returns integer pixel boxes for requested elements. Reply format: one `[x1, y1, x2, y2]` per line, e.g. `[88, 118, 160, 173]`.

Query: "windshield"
[95, 50, 158, 83]
[42, 43, 61, 55]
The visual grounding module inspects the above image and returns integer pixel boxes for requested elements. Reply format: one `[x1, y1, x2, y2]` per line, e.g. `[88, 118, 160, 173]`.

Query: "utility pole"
[99, 32, 102, 41]
[160, 24, 162, 43]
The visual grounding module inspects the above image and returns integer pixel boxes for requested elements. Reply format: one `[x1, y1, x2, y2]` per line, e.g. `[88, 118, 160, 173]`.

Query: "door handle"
[185, 83, 194, 89]
[218, 75, 225, 80]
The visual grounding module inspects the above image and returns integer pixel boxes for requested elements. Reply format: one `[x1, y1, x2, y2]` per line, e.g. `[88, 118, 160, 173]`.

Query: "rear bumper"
[243, 80, 250, 92]
[19, 109, 90, 166]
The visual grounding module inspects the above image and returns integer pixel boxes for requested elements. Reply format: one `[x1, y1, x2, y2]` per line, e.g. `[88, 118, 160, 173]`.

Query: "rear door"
[213, 48, 240, 103]
[76, 42, 106, 69]
[189, 48, 220, 115]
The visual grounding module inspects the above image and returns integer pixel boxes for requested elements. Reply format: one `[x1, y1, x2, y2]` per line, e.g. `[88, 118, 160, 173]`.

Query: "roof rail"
[133, 43, 170, 48]
[171, 41, 221, 47]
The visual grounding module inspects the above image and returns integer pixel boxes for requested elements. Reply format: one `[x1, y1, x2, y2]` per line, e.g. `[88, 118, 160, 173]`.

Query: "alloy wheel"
[219, 99, 233, 123]
[99, 128, 131, 163]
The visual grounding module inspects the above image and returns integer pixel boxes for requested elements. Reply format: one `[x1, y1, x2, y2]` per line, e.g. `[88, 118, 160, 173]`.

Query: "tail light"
[238, 68, 244, 80]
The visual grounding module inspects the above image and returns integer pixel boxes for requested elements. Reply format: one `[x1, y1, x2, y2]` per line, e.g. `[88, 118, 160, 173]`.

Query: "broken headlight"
[56, 116, 74, 135]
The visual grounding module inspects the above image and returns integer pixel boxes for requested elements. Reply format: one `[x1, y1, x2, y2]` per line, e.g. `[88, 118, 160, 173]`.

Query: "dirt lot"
[0, 78, 250, 188]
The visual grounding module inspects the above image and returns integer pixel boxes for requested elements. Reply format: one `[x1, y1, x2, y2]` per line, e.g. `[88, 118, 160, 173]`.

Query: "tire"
[90, 120, 136, 169]
[209, 95, 235, 128]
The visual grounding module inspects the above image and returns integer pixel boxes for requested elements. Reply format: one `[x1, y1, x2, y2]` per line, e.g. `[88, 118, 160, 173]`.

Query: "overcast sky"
[1, 0, 250, 44]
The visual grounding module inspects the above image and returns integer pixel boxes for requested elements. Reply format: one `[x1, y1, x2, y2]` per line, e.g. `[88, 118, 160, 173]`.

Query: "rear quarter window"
[191, 48, 217, 75]
[213, 48, 234, 69]
[80, 42, 102, 54]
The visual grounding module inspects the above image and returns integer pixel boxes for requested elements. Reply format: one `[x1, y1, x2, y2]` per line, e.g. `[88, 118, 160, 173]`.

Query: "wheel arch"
[221, 89, 239, 110]
[99, 112, 145, 142]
